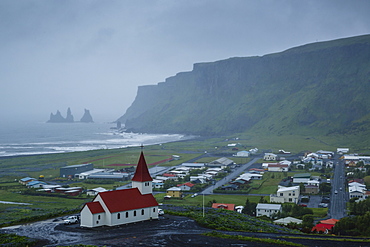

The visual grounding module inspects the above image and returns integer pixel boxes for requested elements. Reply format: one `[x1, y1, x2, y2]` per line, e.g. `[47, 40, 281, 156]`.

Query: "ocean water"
[0, 121, 188, 157]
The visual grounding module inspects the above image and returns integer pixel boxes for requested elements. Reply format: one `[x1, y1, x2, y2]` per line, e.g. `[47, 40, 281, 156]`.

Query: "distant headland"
[47, 108, 94, 123]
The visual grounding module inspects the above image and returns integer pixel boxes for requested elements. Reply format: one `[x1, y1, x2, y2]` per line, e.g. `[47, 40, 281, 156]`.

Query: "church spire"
[132, 149, 152, 182]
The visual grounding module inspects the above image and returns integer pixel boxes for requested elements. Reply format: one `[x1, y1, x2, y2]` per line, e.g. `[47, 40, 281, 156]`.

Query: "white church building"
[80, 151, 159, 228]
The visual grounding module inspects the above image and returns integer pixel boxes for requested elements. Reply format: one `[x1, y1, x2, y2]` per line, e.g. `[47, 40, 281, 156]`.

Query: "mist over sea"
[0, 121, 188, 157]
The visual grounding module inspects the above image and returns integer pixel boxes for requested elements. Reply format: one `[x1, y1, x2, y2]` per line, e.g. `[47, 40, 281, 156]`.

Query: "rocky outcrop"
[47, 108, 93, 123]
[65, 107, 74, 122]
[80, 109, 94, 123]
[47, 110, 66, 123]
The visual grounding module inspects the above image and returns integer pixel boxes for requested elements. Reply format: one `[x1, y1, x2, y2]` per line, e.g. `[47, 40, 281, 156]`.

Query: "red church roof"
[97, 188, 158, 213]
[86, 201, 105, 214]
[131, 151, 153, 182]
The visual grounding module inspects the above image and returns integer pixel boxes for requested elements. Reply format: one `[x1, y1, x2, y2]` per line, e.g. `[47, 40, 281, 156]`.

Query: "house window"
[141, 209, 144, 215]
[280, 193, 283, 196]
[289, 193, 291, 196]
[117, 213, 121, 219]
[134, 211, 136, 217]
[289, 198, 292, 202]
[126, 212, 129, 218]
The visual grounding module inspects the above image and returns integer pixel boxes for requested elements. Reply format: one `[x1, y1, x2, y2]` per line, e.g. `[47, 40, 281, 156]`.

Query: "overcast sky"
[1, 0, 369, 123]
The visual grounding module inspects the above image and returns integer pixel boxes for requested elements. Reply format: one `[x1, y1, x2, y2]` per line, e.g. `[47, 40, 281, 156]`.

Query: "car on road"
[334, 190, 338, 194]
[64, 215, 79, 225]
[191, 193, 198, 198]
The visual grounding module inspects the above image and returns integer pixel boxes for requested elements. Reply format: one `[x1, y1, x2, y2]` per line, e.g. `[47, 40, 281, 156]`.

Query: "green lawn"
[155, 193, 269, 207]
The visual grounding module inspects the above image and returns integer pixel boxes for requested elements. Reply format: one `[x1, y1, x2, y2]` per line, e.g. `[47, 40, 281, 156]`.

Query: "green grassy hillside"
[119, 34, 370, 148]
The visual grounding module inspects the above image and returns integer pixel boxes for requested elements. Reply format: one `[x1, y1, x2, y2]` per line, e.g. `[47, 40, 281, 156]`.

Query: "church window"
[134, 211, 136, 217]
[126, 212, 128, 218]
[153, 208, 156, 212]
[98, 215, 101, 220]
[141, 209, 144, 215]
[117, 213, 121, 219]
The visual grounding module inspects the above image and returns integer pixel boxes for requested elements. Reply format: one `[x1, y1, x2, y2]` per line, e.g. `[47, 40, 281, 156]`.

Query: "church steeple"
[131, 148, 153, 195]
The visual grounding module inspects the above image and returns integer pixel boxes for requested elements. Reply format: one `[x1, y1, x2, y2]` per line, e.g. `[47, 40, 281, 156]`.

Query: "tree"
[243, 199, 257, 216]
[302, 215, 314, 229]
[259, 196, 267, 203]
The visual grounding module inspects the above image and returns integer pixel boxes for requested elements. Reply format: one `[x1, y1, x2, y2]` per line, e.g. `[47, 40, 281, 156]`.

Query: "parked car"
[64, 215, 79, 225]
[318, 203, 328, 208]
[158, 209, 164, 216]
[191, 193, 198, 198]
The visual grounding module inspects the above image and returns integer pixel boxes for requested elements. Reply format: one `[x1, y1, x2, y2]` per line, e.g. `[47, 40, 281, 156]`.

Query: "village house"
[292, 173, 311, 184]
[86, 187, 108, 196]
[190, 175, 207, 184]
[235, 172, 263, 182]
[27, 180, 47, 188]
[337, 148, 349, 154]
[19, 177, 36, 185]
[341, 155, 370, 165]
[267, 164, 289, 172]
[274, 217, 302, 226]
[348, 181, 369, 201]
[177, 182, 195, 191]
[152, 179, 165, 189]
[180, 163, 207, 170]
[256, 203, 282, 218]
[262, 162, 279, 170]
[305, 185, 320, 194]
[233, 150, 250, 157]
[311, 219, 339, 234]
[264, 153, 278, 161]
[208, 157, 234, 169]
[80, 151, 159, 228]
[270, 186, 300, 204]
[166, 187, 183, 198]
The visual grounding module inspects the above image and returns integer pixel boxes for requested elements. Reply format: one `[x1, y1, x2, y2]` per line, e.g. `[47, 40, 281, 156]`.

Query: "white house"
[256, 203, 282, 218]
[234, 151, 250, 157]
[267, 164, 289, 172]
[236, 173, 263, 181]
[264, 153, 278, 161]
[337, 148, 349, 154]
[80, 151, 159, 228]
[86, 187, 108, 196]
[274, 217, 302, 225]
[177, 182, 195, 191]
[270, 186, 300, 204]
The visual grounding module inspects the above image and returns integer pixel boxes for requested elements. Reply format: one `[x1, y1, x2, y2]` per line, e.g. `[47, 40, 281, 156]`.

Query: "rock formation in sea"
[65, 107, 74, 122]
[80, 109, 94, 123]
[47, 110, 66, 123]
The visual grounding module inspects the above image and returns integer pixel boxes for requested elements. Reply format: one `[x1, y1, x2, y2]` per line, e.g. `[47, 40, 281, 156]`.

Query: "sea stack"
[80, 109, 94, 123]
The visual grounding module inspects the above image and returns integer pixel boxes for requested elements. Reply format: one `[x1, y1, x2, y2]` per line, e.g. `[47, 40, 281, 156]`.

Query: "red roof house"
[212, 203, 236, 211]
[80, 151, 159, 228]
[311, 218, 339, 234]
[177, 182, 195, 191]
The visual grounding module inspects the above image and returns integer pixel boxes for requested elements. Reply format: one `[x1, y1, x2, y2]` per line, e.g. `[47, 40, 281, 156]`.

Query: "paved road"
[201, 156, 261, 195]
[329, 157, 347, 219]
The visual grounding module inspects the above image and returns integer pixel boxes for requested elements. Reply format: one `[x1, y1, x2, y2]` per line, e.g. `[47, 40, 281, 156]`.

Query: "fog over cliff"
[1, 1, 369, 122]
